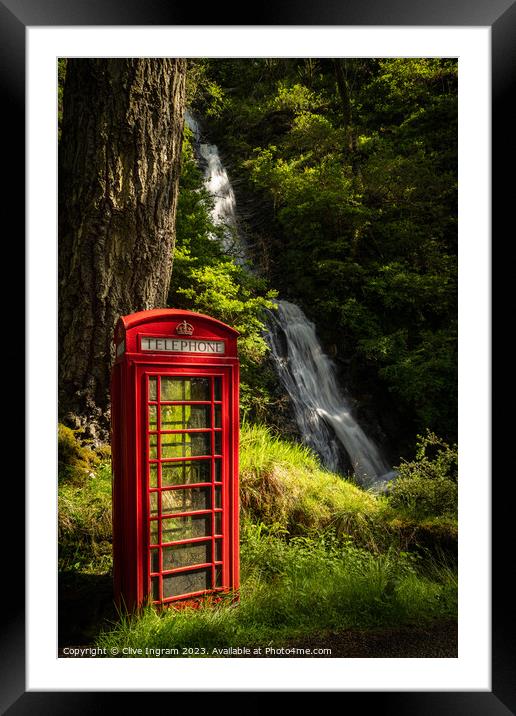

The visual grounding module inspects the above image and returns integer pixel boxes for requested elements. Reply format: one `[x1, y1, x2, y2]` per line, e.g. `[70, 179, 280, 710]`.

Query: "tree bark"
[58, 59, 187, 439]
[333, 59, 366, 258]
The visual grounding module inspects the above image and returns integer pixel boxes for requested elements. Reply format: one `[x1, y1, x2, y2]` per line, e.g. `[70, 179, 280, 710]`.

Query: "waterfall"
[267, 301, 393, 486]
[185, 111, 245, 263]
[185, 111, 393, 487]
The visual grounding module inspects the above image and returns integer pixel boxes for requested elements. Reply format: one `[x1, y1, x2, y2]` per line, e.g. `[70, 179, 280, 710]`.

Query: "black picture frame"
[8, 0, 509, 711]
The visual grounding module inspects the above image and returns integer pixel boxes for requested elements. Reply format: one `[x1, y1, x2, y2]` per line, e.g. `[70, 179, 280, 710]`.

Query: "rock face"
[58, 59, 187, 437]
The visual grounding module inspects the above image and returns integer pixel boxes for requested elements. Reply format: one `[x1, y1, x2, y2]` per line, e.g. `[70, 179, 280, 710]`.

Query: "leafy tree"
[192, 58, 457, 449]
[169, 129, 277, 420]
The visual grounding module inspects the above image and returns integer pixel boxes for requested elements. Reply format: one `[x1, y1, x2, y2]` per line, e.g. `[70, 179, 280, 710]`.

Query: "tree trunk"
[58, 59, 187, 439]
[333, 58, 366, 258]
[333, 58, 352, 132]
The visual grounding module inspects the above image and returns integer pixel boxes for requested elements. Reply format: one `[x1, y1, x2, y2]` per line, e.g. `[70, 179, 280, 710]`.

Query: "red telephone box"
[110, 309, 240, 610]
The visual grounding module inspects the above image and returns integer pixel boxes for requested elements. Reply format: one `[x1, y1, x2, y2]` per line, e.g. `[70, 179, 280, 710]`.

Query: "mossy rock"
[58, 423, 105, 485]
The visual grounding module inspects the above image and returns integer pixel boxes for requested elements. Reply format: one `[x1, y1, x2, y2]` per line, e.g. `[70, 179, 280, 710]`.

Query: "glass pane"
[187, 406, 211, 429]
[161, 433, 211, 459]
[215, 486, 222, 508]
[149, 492, 159, 516]
[215, 512, 222, 535]
[215, 539, 222, 562]
[163, 568, 210, 598]
[161, 377, 210, 402]
[214, 405, 222, 428]
[214, 460, 222, 483]
[151, 576, 160, 601]
[215, 566, 223, 587]
[149, 463, 158, 488]
[163, 542, 211, 570]
[150, 520, 159, 545]
[161, 405, 211, 430]
[162, 460, 210, 486]
[162, 487, 211, 514]
[149, 433, 158, 459]
[150, 548, 160, 573]
[214, 377, 222, 401]
[149, 377, 157, 401]
[214, 432, 222, 455]
[161, 404, 185, 430]
[148, 404, 157, 431]
[162, 515, 211, 543]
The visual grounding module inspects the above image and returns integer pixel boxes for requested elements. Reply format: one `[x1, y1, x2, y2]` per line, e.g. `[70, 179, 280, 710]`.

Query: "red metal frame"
[111, 309, 240, 611]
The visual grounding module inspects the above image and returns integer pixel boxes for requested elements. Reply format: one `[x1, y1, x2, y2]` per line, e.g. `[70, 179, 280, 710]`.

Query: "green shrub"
[387, 431, 458, 518]
[380, 513, 458, 555]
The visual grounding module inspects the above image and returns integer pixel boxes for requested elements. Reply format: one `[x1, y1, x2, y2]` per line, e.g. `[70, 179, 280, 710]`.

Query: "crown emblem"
[176, 320, 194, 336]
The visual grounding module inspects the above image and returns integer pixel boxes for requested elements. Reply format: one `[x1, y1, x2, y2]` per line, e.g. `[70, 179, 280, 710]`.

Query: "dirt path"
[251, 620, 458, 658]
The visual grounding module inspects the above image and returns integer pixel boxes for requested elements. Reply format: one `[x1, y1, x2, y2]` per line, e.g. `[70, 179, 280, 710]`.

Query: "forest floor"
[250, 619, 458, 658]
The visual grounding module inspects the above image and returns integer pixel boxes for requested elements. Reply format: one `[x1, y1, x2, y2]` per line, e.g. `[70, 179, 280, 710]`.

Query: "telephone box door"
[140, 366, 237, 606]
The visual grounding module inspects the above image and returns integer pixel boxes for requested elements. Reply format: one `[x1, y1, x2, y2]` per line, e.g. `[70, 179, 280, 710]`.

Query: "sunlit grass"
[239, 423, 457, 553]
[96, 523, 457, 656]
[58, 461, 112, 574]
[240, 423, 384, 543]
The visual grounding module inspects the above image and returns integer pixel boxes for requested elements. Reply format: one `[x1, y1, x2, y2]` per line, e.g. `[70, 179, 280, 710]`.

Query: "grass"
[58, 460, 112, 574]
[58, 421, 458, 653]
[240, 423, 383, 539]
[95, 523, 457, 656]
[240, 423, 457, 554]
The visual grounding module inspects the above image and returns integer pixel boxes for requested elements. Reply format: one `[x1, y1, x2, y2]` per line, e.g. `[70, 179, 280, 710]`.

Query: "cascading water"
[186, 111, 245, 263]
[267, 302, 392, 485]
[185, 111, 393, 487]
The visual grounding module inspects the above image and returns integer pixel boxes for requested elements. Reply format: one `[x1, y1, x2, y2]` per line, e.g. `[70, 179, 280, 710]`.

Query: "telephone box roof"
[116, 308, 240, 338]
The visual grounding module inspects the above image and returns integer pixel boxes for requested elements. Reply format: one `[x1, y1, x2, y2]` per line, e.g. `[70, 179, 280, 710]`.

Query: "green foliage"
[186, 59, 228, 118]
[271, 82, 323, 114]
[240, 423, 386, 546]
[192, 58, 458, 446]
[361, 58, 457, 129]
[358, 319, 457, 434]
[57, 421, 456, 648]
[95, 525, 457, 655]
[170, 129, 277, 420]
[239, 423, 457, 554]
[387, 431, 458, 518]
[58, 423, 112, 573]
[285, 112, 346, 158]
